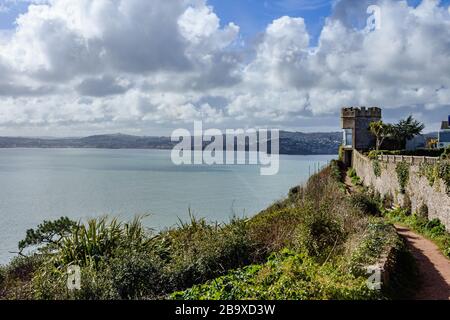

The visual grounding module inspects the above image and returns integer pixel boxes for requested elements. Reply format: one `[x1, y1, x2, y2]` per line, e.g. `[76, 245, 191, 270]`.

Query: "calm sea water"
[0, 149, 335, 264]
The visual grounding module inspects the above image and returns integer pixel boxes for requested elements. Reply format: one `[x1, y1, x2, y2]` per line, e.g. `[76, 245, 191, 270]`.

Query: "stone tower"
[341, 107, 382, 166]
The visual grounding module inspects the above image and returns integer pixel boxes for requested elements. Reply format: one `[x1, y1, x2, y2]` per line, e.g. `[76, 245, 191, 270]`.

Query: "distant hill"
[0, 131, 342, 155]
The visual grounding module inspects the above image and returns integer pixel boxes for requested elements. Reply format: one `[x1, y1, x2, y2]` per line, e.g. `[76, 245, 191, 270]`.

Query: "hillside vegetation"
[0, 161, 411, 300]
[0, 131, 341, 155]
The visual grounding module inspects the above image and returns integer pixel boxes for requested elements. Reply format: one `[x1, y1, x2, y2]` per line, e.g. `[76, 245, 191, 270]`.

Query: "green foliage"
[419, 162, 438, 187]
[248, 205, 301, 261]
[440, 146, 450, 160]
[369, 121, 393, 151]
[349, 222, 399, 275]
[349, 193, 380, 216]
[382, 192, 394, 209]
[347, 167, 362, 186]
[338, 144, 344, 161]
[330, 160, 343, 183]
[372, 159, 382, 178]
[368, 149, 443, 158]
[395, 162, 410, 194]
[418, 162, 450, 194]
[55, 216, 152, 267]
[417, 203, 429, 220]
[0, 254, 44, 299]
[161, 217, 252, 291]
[171, 249, 381, 300]
[367, 150, 381, 160]
[294, 204, 346, 261]
[391, 116, 425, 149]
[18, 217, 78, 252]
[27, 215, 254, 300]
[438, 163, 450, 194]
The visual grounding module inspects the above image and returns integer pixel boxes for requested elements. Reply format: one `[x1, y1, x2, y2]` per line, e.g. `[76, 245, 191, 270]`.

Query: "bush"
[0, 255, 42, 299]
[418, 162, 450, 194]
[330, 160, 343, 183]
[417, 203, 429, 220]
[440, 147, 450, 160]
[347, 168, 362, 186]
[171, 249, 380, 300]
[349, 193, 380, 216]
[348, 222, 399, 275]
[161, 217, 253, 291]
[248, 206, 301, 261]
[382, 192, 394, 209]
[425, 219, 447, 237]
[294, 204, 346, 261]
[106, 251, 165, 299]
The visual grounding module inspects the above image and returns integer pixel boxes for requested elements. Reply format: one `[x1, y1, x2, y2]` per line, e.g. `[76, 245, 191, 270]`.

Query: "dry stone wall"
[352, 150, 450, 231]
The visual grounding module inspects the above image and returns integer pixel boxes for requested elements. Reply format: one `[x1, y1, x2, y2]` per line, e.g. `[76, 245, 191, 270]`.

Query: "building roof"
[441, 121, 450, 130]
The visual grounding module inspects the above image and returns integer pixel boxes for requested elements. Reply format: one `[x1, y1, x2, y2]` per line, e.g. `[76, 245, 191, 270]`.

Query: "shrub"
[417, 203, 429, 220]
[29, 216, 254, 299]
[349, 193, 380, 216]
[55, 216, 152, 267]
[338, 145, 344, 161]
[441, 146, 450, 160]
[395, 162, 410, 194]
[330, 160, 343, 183]
[347, 168, 362, 186]
[106, 251, 166, 299]
[382, 192, 394, 209]
[425, 219, 447, 237]
[288, 186, 303, 202]
[0, 255, 43, 299]
[294, 204, 346, 261]
[418, 162, 450, 194]
[348, 222, 399, 275]
[248, 206, 301, 261]
[171, 249, 380, 300]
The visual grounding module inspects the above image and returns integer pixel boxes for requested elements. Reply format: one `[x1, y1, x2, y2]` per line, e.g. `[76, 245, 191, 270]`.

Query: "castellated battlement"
[341, 107, 382, 118]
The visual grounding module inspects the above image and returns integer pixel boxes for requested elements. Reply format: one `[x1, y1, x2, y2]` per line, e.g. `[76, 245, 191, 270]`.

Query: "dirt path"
[395, 225, 450, 300]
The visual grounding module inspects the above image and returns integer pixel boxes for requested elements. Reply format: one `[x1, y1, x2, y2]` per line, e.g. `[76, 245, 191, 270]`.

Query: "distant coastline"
[0, 131, 341, 155]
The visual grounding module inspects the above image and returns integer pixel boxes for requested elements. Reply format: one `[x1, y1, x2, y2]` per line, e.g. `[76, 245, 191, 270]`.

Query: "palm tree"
[369, 121, 392, 151]
[392, 115, 425, 149]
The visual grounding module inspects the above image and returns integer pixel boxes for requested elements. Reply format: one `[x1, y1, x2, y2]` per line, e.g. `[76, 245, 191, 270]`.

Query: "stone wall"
[352, 150, 450, 231]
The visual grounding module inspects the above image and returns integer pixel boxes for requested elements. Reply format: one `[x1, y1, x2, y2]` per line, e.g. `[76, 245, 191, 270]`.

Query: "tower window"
[343, 129, 353, 147]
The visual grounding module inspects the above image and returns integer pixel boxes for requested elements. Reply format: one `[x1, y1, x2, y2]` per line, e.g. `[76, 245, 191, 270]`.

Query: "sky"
[0, 0, 450, 136]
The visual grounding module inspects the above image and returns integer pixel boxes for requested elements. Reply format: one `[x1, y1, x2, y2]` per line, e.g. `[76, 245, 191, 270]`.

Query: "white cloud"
[1, 0, 450, 135]
[227, 0, 450, 128]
